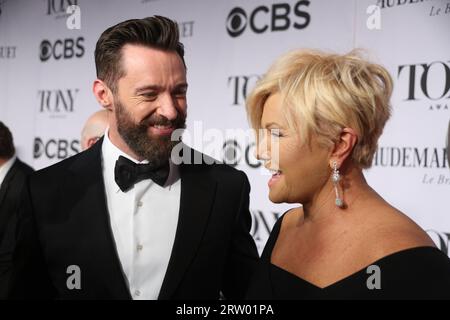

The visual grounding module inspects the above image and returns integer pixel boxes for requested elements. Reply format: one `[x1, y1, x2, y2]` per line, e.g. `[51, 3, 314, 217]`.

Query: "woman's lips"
[268, 170, 282, 188]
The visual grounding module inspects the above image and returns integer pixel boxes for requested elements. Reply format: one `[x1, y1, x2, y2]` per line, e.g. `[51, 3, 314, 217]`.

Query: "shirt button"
[137, 201, 143, 207]
[137, 244, 143, 251]
[135, 290, 141, 297]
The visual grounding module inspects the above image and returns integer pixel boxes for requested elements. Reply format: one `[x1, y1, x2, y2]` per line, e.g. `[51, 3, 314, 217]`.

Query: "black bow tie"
[114, 155, 170, 192]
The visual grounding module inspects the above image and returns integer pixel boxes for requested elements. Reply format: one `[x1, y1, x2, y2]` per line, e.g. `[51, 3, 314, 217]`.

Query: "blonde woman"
[245, 50, 450, 299]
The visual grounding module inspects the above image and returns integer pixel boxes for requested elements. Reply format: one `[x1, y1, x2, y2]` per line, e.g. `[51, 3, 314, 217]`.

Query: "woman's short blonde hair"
[246, 49, 393, 169]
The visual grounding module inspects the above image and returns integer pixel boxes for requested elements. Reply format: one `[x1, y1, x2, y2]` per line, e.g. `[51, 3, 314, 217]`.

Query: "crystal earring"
[332, 161, 344, 208]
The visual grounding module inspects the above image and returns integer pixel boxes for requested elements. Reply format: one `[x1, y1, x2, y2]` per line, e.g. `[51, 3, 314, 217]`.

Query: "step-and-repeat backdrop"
[1, 0, 449, 254]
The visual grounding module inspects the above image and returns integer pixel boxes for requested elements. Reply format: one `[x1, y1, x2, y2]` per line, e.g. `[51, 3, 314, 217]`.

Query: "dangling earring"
[331, 161, 344, 208]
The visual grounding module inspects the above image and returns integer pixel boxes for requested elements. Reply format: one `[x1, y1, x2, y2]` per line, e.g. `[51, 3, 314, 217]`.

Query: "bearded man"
[4, 16, 257, 300]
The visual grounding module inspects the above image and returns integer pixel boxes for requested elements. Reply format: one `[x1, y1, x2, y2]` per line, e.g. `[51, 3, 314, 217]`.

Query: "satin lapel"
[158, 155, 217, 299]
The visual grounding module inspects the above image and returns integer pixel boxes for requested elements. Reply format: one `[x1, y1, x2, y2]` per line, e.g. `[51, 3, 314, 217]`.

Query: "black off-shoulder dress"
[246, 214, 450, 300]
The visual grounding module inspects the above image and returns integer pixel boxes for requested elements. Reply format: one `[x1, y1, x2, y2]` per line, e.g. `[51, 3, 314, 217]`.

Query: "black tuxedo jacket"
[0, 158, 33, 298]
[6, 139, 258, 299]
[0, 158, 34, 245]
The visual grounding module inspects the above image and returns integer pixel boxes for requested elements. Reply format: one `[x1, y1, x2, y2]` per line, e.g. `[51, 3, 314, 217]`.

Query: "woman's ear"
[329, 127, 358, 168]
[92, 79, 114, 111]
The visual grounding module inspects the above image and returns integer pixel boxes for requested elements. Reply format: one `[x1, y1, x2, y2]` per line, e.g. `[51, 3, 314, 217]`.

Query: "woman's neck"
[301, 166, 378, 225]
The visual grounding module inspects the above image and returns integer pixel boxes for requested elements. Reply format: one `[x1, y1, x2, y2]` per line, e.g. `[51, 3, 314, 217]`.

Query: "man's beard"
[115, 97, 186, 168]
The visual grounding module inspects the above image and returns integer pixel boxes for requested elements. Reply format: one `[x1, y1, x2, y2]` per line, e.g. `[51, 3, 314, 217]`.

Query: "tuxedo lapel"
[158, 151, 218, 299]
[65, 138, 131, 299]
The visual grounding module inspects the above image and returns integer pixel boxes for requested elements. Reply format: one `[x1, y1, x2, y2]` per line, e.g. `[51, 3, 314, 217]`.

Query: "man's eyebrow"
[173, 83, 188, 90]
[134, 83, 188, 94]
[135, 85, 161, 94]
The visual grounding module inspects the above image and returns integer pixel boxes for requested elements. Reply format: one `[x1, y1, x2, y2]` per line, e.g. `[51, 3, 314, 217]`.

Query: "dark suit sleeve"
[0, 210, 16, 299]
[0, 159, 33, 245]
[5, 177, 55, 299]
[221, 172, 259, 299]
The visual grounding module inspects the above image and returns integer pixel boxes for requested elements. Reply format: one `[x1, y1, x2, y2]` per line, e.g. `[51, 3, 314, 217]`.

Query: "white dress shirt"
[101, 129, 181, 300]
[0, 155, 16, 188]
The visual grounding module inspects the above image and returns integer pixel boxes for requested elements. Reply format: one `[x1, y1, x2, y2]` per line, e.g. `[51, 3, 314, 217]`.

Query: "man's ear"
[329, 127, 358, 168]
[93, 79, 114, 111]
[86, 137, 100, 149]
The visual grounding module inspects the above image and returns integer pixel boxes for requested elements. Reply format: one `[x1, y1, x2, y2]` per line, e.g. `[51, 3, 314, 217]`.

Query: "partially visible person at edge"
[0, 121, 34, 299]
[81, 110, 109, 150]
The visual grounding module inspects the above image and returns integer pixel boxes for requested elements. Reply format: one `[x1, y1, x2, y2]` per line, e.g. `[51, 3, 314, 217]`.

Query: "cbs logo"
[226, 1, 311, 37]
[34, 137, 79, 159]
[40, 37, 84, 62]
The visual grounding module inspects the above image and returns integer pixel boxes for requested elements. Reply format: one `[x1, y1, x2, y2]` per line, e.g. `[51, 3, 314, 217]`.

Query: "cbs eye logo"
[226, 7, 248, 37]
[39, 40, 52, 61]
[226, 1, 311, 38]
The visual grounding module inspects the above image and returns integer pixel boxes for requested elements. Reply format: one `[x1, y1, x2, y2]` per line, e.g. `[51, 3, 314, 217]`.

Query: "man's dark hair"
[0, 121, 15, 158]
[94, 15, 185, 93]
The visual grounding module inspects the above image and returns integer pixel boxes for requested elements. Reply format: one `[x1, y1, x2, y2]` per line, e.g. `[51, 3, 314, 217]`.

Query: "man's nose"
[157, 94, 179, 120]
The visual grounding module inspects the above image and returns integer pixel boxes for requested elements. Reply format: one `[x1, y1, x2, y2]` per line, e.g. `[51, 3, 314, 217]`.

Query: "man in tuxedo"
[6, 16, 258, 299]
[0, 121, 33, 298]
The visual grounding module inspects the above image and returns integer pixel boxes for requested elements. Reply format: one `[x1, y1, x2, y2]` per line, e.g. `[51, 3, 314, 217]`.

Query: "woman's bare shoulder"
[362, 205, 436, 259]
